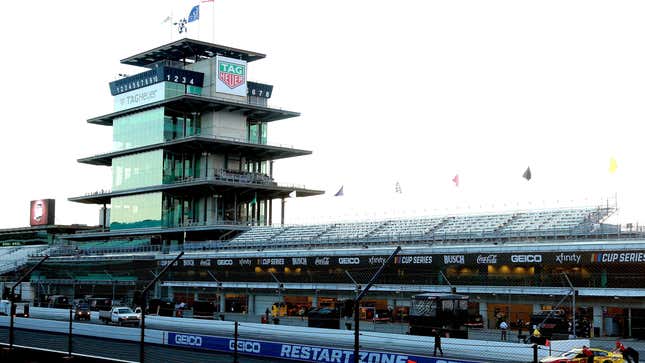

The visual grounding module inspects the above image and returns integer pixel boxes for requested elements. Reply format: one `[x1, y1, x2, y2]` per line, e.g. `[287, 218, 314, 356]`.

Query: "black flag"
[523, 167, 532, 181]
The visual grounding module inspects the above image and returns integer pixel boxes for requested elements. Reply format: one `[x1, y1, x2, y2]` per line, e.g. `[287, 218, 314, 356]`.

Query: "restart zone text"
[167, 332, 478, 363]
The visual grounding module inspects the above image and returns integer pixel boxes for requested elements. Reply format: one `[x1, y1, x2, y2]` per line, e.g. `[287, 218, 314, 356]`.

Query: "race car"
[540, 348, 625, 363]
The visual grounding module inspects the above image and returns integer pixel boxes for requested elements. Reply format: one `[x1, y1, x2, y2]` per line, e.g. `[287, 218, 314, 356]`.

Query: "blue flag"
[188, 5, 200, 22]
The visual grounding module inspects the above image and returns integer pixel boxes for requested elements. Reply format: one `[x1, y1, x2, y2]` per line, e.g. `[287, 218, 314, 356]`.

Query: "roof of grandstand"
[0, 225, 97, 242]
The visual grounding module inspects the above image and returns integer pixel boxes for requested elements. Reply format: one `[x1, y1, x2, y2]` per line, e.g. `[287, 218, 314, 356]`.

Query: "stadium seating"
[226, 226, 285, 248]
[317, 221, 386, 241]
[370, 218, 445, 238]
[500, 208, 595, 234]
[273, 224, 333, 242]
[213, 207, 610, 250]
[432, 214, 515, 237]
[11, 207, 612, 256]
[0, 245, 48, 274]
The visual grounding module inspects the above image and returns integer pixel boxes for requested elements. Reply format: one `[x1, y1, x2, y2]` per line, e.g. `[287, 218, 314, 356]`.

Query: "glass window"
[112, 150, 163, 191]
[260, 122, 267, 144]
[110, 193, 162, 230]
[249, 123, 259, 144]
[442, 299, 454, 311]
[113, 108, 165, 151]
[164, 82, 202, 98]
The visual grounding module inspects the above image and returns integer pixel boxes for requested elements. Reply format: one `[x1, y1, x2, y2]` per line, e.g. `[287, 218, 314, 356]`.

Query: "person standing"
[582, 345, 594, 363]
[517, 319, 524, 343]
[499, 320, 508, 341]
[433, 329, 443, 357]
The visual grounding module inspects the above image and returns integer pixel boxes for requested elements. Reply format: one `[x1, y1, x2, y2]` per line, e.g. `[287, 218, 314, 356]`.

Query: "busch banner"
[215, 55, 247, 97]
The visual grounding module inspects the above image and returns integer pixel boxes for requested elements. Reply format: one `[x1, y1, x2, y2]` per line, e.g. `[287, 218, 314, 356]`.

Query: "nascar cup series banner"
[215, 55, 247, 97]
[167, 332, 477, 363]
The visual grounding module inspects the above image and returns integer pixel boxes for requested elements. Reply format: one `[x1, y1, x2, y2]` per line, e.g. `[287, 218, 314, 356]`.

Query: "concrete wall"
[201, 111, 246, 140]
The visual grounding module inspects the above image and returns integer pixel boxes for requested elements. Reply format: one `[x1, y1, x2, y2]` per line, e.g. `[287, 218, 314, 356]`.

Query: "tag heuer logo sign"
[218, 61, 245, 89]
[215, 56, 247, 96]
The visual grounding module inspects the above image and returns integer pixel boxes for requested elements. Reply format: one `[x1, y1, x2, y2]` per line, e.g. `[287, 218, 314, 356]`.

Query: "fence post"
[233, 321, 239, 363]
[533, 343, 538, 363]
[68, 307, 73, 358]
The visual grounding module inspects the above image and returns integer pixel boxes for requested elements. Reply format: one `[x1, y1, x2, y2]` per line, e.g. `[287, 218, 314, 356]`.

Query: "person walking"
[499, 320, 508, 341]
[517, 319, 525, 343]
[582, 345, 594, 363]
[614, 341, 640, 363]
[433, 329, 443, 357]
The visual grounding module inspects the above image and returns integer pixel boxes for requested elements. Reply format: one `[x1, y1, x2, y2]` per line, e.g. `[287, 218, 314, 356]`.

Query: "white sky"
[0, 0, 644, 228]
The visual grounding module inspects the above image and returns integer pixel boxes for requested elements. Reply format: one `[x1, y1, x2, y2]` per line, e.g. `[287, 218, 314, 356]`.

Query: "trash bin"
[261, 315, 267, 324]
[273, 317, 280, 325]
[219, 314, 225, 321]
[345, 323, 352, 330]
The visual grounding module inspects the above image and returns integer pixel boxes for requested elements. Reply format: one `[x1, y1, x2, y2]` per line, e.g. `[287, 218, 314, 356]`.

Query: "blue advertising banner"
[167, 332, 479, 363]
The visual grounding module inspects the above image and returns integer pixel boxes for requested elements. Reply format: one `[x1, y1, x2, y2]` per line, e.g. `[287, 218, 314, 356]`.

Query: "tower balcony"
[78, 133, 311, 166]
[69, 168, 323, 205]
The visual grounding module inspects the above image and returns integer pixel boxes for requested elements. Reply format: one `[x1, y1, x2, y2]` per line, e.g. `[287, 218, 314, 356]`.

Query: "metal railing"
[79, 167, 309, 197]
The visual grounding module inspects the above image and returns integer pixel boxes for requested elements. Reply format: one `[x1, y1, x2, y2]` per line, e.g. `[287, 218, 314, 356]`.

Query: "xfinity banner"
[167, 332, 478, 363]
[215, 55, 247, 97]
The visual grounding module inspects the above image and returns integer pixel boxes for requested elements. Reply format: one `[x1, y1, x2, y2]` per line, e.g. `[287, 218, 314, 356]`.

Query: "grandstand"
[0, 245, 48, 274]
[212, 206, 613, 250]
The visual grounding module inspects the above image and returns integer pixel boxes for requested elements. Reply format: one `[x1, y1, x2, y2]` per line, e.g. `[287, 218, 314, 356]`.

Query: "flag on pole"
[174, 18, 188, 34]
[609, 157, 618, 174]
[161, 16, 172, 24]
[452, 174, 459, 187]
[334, 186, 344, 197]
[289, 190, 297, 198]
[395, 182, 402, 194]
[523, 167, 532, 181]
[187, 5, 200, 22]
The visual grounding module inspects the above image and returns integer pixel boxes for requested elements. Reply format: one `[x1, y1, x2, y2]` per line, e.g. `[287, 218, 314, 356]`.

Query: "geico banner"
[215, 55, 247, 97]
[113, 82, 165, 112]
[166, 332, 478, 363]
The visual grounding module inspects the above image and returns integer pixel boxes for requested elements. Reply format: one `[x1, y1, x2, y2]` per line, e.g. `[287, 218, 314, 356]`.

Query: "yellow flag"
[609, 157, 618, 174]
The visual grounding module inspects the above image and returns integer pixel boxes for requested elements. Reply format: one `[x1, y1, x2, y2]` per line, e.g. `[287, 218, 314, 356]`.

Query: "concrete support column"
[166, 286, 173, 300]
[479, 302, 489, 329]
[207, 196, 218, 223]
[628, 307, 632, 337]
[248, 293, 255, 315]
[219, 293, 226, 313]
[312, 291, 318, 308]
[593, 304, 603, 337]
[194, 291, 199, 302]
[153, 281, 160, 299]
